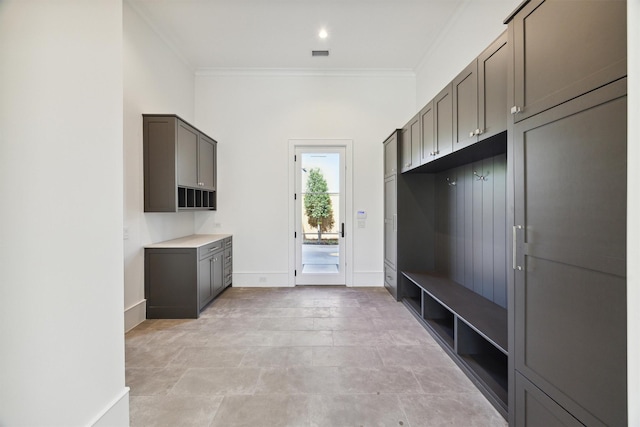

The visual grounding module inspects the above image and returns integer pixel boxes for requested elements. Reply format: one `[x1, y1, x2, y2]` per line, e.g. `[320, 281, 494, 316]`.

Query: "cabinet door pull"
[513, 225, 523, 270]
[510, 106, 522, 115]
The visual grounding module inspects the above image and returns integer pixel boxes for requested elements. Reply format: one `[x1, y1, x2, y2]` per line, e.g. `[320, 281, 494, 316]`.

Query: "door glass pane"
[300, 153, 340, 274]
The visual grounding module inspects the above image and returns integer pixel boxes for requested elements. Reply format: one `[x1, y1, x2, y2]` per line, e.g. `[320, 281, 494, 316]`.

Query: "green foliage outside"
[304, 168, 335, 242]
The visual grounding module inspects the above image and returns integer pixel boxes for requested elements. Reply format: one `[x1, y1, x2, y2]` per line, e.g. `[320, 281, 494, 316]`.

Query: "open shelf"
[401, 271, 508, 415]
[402, 275, 422, 316]
[423, 292, 454, 349]
[177, 186, 216, 211]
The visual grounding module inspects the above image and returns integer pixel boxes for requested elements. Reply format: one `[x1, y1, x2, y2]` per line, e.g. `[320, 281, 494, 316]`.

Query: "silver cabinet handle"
[511, 106, 522, 115]
[513, 225, 523, 270]
[209, 246, 220, 252]
[469, 131, 475, 137]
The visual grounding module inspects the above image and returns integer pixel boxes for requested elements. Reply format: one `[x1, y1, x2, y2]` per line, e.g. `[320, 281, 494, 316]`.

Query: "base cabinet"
[515, 373, 583, 427]
[145, 235, 232, 318]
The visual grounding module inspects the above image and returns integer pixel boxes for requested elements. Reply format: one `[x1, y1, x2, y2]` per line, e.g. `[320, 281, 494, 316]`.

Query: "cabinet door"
[515, 373, 583, 427]
[199, 134, 216, 190]
[409, 114, 420, 169]
[510, 0, 626, 122]
[177, 120, 199, 188]
[452, 60, 478, 151]
[478, 31, 507, 141]
[198, 256, 213, 309]
[384, 175, 397, 269]
[399, 126, 411, 173]
[383, 132, 398, 178]
[419, 101, 434, 164]
[212, 252, 224, 294]
[434, 84, 453, 158]
[513, 80, 627, 427]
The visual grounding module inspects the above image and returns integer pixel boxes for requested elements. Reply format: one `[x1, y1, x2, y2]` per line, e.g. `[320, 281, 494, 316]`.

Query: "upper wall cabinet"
[433, 84, 454, 160]
[143, 114, 217, 212]
[419, 101, 434, 164]
[508, 0, 626, 122]
[400, 114, 420, 173]
[453, 31, 508, 152]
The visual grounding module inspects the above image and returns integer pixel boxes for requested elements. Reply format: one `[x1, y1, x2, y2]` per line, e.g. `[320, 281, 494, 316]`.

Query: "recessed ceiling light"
[318, 28, 328, 39]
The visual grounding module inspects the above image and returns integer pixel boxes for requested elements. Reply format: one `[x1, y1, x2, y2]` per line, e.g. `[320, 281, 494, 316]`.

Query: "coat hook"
[473, 171, 488, 181]
[446, 177, 456, 186]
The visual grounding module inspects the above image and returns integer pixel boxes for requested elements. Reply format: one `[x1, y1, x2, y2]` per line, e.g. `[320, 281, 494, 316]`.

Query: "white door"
[294, 147, 346, 285]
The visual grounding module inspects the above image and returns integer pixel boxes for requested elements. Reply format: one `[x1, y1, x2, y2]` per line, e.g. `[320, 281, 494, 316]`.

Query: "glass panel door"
[295, 147, 345, 285]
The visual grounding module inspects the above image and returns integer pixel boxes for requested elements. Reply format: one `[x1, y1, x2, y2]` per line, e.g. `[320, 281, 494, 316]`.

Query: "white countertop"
[144, 234, 231, 249]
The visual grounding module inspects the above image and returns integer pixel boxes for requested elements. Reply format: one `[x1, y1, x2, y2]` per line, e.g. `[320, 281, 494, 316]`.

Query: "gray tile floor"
[126, 286, 506, 427]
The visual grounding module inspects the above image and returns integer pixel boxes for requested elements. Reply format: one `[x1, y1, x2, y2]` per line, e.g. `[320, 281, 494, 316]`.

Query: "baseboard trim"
[124, 299, 146, 332]
[232, 272, 292, 287]
[88, 387, 130, 427]
[352, 271, 384, 287]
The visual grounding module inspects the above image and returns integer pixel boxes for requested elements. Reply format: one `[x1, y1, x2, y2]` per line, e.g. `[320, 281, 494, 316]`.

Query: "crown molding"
[195, 68, 416, 78]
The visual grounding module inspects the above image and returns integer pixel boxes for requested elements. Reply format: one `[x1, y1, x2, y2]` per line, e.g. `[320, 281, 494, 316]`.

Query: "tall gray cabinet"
[506, 0, 627, 425]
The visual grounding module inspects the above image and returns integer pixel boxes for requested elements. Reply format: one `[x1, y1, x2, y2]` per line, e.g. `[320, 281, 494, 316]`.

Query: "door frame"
[288, 139, 353, 286]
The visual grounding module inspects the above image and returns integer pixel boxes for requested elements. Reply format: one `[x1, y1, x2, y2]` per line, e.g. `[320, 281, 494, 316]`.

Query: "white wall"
[194, 71, 415, 286]
[123, 1, 197, 330]
[628, 0, 639, 424]
[0, 1, 128, 425]
[414, 0, 520, 111]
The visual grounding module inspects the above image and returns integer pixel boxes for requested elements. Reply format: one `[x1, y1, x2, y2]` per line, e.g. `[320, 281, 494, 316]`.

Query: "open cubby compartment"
[423, 292, 454, 349]
[456, 317, 508, 407]
[177, 187, 216, 210]
[186, 188, 195, 207]
[402, 275, 422, 316]
[178, 187, 187, 208]
[208, 191, 216, 209]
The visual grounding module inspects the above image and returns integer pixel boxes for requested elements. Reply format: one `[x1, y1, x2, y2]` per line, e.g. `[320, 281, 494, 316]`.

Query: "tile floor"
[126, 286, 506, 427]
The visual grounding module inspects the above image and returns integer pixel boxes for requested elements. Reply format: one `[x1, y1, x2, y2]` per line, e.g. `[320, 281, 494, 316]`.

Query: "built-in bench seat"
[401, 271, 508, 416]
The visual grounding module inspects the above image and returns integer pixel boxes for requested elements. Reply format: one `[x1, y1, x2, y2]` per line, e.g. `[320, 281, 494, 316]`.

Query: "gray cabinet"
[453, 31, 508, 152]
[383, 132, 398, 177]
[198, 243, 224, 311]
[419, 101, 434, 164]
[515, 373, 583, 427]
[507, 2, 627, 424]
[383, 132, 399, 298]
[433, 84, 453, 159]
[400, 114, 420, 173]
[223, 237, 233, 287]
[145, 235, 232, 318]
[507, 0, 626, 122]
[512, 79, 627, 427]
[478, 32, 508, 142]
[143, 114, 217, 212]
[452, 60, 478, 150]
[384, 175, 397, 270]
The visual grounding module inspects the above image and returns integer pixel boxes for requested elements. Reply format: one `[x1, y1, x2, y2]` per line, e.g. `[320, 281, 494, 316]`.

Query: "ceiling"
[127, 0, 470, 71]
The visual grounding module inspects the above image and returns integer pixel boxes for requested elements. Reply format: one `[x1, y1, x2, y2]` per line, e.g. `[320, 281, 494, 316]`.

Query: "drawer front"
[224, 237, 232, 248]
[224, 248, 232, 267]
[384, 264, 396, 289]
[198, 241, 224, 260]
[224, 267, 232, 286]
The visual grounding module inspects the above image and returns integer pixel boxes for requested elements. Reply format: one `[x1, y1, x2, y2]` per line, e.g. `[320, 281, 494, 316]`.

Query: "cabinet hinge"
[294, 155, 297, 162]
[294, 231, 297, 238]
[294, 193, 297, 200]
[294, 270, 297, 276]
